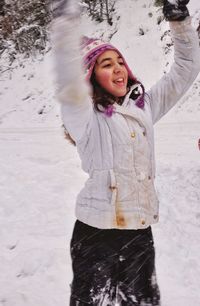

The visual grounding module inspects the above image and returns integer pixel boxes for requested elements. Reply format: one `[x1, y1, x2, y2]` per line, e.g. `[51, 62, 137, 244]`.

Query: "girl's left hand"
[163, 0, 190, 21]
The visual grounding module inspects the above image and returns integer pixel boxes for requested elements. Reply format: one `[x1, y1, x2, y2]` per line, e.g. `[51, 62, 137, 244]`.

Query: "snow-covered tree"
[82, 0, 116, 25]
[154, 0, 164, 7]
[0, 0, 51, 59]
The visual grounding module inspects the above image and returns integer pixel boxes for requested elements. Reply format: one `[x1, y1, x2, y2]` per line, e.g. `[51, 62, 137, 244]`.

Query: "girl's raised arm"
[52, 0, 93, 142]
[147, 1, 200, 124]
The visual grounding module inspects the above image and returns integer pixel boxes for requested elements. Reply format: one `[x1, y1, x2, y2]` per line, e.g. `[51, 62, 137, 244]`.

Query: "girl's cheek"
[98, 71, 111, 86]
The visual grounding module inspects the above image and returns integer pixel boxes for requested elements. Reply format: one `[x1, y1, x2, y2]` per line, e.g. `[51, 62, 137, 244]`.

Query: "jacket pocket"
[78, 170, 113, 207]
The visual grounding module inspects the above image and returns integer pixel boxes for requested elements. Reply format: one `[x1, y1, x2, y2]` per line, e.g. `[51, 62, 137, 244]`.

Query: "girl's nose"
[114, 63, 122, 73]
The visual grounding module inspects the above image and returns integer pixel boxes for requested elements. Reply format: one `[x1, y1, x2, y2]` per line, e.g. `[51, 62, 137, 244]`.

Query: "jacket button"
[141, 219, 146, 225]
[143, 131, 146, 136]
[109, 186, 117, 191]
[131, 132, 136, 138]
[153, 215, 158, 220]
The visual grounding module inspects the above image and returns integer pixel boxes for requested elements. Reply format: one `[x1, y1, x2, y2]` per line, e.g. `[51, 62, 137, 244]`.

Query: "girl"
[52, 0, 200, 305]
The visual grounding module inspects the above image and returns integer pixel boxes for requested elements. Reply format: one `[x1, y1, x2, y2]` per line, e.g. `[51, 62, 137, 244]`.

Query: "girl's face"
[94, 50, 128, 97]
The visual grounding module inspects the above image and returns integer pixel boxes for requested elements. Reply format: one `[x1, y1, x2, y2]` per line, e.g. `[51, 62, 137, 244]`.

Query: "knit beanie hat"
[81, 36, 137, 82]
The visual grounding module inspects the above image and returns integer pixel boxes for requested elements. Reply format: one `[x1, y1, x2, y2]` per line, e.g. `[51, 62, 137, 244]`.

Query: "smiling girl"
[52, 0, 200, 305]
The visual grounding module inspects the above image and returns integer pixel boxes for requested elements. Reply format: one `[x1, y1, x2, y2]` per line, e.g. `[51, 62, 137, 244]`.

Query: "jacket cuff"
[169, 16, 192, 33]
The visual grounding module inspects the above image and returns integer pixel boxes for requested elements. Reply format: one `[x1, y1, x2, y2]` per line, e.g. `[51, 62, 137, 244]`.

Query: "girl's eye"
[119, 61, 124, 65]
[103, 64, 112, 68]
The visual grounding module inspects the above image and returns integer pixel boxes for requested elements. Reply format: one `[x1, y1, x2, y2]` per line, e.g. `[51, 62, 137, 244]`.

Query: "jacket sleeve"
[52, 2, 93, 142]
[147, 17, 200, 124]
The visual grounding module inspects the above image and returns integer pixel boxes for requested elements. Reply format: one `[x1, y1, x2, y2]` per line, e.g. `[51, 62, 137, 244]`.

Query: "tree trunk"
[0, 0, 5, 16]
[99, 0, 103, 21]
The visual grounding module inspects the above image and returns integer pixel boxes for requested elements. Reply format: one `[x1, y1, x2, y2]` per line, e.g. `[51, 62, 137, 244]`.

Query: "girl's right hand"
[52, 0, 80, 19]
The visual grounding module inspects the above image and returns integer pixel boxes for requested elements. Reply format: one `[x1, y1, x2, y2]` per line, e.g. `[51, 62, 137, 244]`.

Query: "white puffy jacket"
[53, 15, 200, 229]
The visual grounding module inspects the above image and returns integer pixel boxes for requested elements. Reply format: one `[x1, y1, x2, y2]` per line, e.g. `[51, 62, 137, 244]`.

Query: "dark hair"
[63, 70, 136, 146]
[63, 126, 76, 146]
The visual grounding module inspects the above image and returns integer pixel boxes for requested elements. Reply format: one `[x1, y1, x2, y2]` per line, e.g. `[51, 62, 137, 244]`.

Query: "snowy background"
[0, 0, 200, 305]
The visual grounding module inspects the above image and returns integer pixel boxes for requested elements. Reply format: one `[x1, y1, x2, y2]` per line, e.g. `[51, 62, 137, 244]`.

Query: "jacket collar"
[122, 84, 139, 107]
[114, 103, 149, 132]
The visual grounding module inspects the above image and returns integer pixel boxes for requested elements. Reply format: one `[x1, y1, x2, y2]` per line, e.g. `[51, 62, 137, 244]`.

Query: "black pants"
[70, 220, 160, 306]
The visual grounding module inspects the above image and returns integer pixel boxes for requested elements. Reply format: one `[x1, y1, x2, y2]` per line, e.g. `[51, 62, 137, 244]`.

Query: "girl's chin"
[116, 88, 128, 97]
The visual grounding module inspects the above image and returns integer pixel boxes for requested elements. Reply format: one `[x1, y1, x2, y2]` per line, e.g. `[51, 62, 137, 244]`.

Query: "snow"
[0, 0, 200, 305]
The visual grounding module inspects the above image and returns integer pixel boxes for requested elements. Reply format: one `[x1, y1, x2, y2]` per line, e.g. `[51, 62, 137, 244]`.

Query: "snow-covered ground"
[0, 0, 200, 305]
